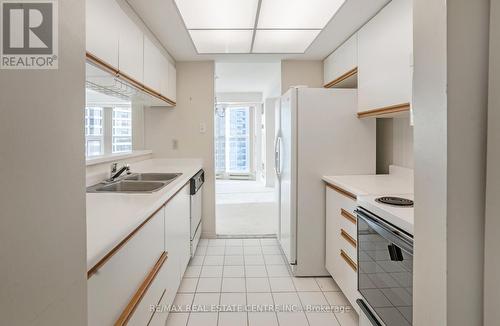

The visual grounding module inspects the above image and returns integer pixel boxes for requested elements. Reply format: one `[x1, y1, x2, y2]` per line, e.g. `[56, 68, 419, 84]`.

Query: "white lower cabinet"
[325, 185, 360, 312]
[164, 183, 191, 287]
[87, 207, 165, 326]
[88, 182, 193, 325]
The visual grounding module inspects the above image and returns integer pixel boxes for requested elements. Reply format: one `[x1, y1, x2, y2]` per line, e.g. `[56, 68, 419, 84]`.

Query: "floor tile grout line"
[261, 246, 280, 326]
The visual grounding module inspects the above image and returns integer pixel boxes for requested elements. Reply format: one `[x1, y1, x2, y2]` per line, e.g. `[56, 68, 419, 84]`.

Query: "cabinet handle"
[340, 229, 357, 248]
[115, 252, 168, 326]
[340, 249, 357, 272]
[341, 209, 357, 225]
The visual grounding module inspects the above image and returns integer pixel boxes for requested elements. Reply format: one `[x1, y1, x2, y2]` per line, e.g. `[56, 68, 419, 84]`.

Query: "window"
[85, 107, 103, 157]
[112, 107, 132, 153]
[214, 106, 251, 177]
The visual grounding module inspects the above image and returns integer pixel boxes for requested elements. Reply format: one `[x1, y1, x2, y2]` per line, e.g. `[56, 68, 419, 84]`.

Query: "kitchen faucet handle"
[110, 162, 118, 174]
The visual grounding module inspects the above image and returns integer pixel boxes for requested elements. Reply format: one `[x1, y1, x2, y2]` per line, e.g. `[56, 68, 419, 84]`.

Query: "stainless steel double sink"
[87, 173, 182, 193]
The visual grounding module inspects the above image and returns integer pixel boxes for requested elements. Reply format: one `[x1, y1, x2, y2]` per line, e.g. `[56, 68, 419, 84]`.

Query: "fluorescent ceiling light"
[252, 30, 321, 53]
[174, 0, 258, 29]
[258, 0, 346, 29]
[189, 30, 253, 54]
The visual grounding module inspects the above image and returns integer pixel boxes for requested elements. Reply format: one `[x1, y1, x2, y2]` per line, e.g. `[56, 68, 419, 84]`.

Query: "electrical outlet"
[199, 122, 207, 134]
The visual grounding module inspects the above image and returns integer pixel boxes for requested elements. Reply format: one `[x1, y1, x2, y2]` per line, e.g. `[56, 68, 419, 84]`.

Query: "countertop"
[86, 158, 203, 270]
[322, 165, 414, 197]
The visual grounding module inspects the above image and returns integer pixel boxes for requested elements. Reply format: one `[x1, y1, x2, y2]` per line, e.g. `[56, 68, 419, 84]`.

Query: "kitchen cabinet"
[118, 11, 144, 83]
[164, 184, 191, 288]
[357, 0, 413, 116]
[144, 36, 163, 94]
[325, 184, 360, 311]
[86, 0, 120, 68]
[323, 33, 358, 88]
[85, 0, 176, 106]
[167, 61, 177, 102]
[87, 207, 165, 325]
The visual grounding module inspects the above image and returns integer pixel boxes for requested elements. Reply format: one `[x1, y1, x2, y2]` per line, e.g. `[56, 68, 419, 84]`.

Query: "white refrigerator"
[275, 87, 376, 276]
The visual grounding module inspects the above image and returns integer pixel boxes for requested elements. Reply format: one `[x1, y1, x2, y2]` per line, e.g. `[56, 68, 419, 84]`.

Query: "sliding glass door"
[215, 106, 252, 178]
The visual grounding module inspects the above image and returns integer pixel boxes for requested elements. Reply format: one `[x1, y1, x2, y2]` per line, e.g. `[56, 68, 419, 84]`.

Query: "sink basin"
[88, 181, 166, 193]
[125, 173, 182, 182]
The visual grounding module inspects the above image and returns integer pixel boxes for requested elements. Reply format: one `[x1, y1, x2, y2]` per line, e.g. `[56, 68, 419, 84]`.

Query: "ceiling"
[126, 0, 390, 62]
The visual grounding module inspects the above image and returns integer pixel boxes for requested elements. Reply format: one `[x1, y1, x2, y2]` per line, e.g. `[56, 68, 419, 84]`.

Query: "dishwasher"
[190, 169, 204, 257]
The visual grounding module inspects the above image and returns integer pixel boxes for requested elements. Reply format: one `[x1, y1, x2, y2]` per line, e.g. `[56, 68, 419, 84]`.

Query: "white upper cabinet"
[323, 33, 358, 86]
[86, 0, 120, 68]
[117, 11, 144, 83]
[85, 0, 176, 106]
[167, 62, 177, 102]
[357, 0, 413, 113]
[144, 36, 163, 93]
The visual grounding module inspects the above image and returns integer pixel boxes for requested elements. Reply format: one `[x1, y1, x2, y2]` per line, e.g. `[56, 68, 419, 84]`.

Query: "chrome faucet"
[107, 162, 131, 182]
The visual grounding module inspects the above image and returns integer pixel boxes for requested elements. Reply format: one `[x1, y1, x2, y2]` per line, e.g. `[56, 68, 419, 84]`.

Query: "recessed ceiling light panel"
[175, 0, 259, 29]
[189, 30, 253, 54]
[252, 30, 321, 53]
[258, 0, 346, 29]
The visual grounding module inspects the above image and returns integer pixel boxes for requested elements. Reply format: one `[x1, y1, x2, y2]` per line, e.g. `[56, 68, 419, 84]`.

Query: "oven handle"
[356, 208, 414, 255]
[356, 299, 382, 326]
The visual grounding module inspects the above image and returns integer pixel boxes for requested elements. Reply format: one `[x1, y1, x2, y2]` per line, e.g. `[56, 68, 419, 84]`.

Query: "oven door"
[356, 207, 414, 326]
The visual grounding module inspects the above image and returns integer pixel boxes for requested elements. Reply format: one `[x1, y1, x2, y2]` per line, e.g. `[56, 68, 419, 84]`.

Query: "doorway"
[213, 62, 281, 237]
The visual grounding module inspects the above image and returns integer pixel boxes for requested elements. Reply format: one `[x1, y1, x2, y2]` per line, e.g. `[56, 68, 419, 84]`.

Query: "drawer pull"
[340, 229, 357, 248]
[326, 183, 356, 200]
[115, 252, 168, 326]
[341, 209, 357, 225]
[340, 249, 357, 272]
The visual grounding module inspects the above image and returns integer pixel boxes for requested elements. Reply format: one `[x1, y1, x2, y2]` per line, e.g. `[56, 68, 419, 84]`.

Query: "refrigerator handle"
[275, 136, 282, 178]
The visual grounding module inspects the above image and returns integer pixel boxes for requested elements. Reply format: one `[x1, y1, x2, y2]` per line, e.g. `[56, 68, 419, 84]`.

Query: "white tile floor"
[165, 238, 359, 326]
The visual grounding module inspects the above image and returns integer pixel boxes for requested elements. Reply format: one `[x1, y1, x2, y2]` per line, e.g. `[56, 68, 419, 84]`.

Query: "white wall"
[0, 1, 87, 325]
[484, 0, 500, 324]
[145, 61, 216, 238]
[281, 60, 324, 94]
[413, 1, 489, 325]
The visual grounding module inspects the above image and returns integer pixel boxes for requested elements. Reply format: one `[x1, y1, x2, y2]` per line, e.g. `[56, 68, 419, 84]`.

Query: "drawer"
[337, 249, 360, 309]
[340, 228, 357, 261]
[339, 208, 357, 240]
[88, 207, 165, 326]
[124, 253, 168, 326]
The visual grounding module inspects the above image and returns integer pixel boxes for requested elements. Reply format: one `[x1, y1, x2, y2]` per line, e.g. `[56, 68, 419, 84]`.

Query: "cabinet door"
[167, 61, 177, 102]
[88, 208, 164, 326]
[177, 184, 191, 275]
[323, 33, 357, 85]
[86, 0, 119, 67]
[164, 184, 191, 284]
[118, 11, 144, 82]
[357, 0, 413, 112]
[144, 36, 162, 93]
[159, 55, 169, 98]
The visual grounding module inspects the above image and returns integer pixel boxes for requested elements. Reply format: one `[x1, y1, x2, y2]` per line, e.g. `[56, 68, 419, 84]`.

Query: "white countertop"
[323, 165, 414, 234]
[322, 165, 414, 197]
[86, 158, 203, 270]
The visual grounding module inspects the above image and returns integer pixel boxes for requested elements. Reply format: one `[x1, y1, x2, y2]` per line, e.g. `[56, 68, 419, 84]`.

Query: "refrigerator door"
[274, 99, 282, 240]
[278, 89, 297, 265]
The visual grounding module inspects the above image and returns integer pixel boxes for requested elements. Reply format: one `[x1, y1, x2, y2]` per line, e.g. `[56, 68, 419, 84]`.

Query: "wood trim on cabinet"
[86, 51, 119, 75]
[323, 67, 358, 88]
[340, 249, 357, 272]
[115, 252, 168, 326]
[85, 51, 176, 107]
[357, 102, 411, 118]
[326, 182, 357, 200]
[87, 181, 189, 279]
[341, 208, 357, 225]
[340, 229, 357, 248]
